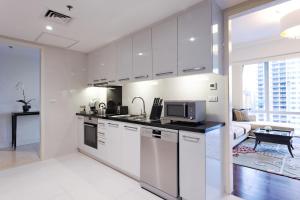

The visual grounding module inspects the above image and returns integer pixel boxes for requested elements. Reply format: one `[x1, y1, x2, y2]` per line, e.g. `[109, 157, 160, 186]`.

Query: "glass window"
[242, 63, 265, 112]
[269, 58, 300, 113]
[242, 57, 300, 125]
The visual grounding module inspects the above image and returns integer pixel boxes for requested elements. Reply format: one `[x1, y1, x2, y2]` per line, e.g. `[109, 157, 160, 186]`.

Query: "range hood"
[93, 82, 121, 88]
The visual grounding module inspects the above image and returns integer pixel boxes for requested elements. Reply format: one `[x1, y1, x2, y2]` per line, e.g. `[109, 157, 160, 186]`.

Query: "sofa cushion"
[250, 121, 295, 132]
[233, 109, 251, 121]
[232, 126, 246, 139]
[232, 121, 251, 139]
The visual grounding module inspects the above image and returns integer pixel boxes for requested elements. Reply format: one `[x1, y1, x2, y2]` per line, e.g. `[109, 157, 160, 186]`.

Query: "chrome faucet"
[132, 97, 146, 118]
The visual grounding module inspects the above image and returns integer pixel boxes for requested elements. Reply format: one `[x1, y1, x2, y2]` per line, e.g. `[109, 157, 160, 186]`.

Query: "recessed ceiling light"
[280, 10, 300, 39]
[46, 25, 53, 31]
[189, 37, 196, 42]
[138, 52, 143, 56]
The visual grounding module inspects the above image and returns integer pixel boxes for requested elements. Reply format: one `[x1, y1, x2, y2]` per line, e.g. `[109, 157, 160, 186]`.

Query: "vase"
[22, 105, 31, 112]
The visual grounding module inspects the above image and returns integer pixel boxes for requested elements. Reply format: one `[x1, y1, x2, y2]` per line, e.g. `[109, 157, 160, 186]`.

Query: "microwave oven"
[164, 100, 206, 123]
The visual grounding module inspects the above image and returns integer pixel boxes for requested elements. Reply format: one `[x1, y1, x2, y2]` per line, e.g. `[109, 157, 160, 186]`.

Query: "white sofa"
[232, 117, 295, 147]
[232, 121, 251, 147]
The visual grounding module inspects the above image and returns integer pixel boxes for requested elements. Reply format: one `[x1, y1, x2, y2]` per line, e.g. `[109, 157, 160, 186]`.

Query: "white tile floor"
[0, 143, 40, 170]
[0, 153, 242, 200]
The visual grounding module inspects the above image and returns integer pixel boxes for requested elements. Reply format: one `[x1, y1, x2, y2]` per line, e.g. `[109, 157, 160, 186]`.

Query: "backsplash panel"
[122, 74, 225, 122]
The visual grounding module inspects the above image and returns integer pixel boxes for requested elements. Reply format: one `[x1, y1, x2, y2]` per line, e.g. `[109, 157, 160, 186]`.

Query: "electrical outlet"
[209, 83, 217, 90]
[208, 96, 218, 102]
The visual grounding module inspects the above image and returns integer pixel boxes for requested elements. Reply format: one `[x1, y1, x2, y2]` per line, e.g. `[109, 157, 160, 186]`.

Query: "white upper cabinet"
[132, 29, 153, 81]
[87, 51, 102, 84]
[117, 37, 133, 83]
[178, 0, 223, 76]
[100, 43, 117, 84]
[87, 0, 223, 83]
[152, 17, 178, 79]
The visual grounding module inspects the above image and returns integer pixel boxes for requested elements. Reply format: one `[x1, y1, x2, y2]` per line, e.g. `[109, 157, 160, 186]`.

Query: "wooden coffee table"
[253, 128, 294, 157]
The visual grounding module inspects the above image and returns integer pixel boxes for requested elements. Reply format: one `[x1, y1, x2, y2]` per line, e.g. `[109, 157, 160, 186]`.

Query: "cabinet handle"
[124, 125, 138, 131]
[182, 67, 206, 73]
[118, 78, 130, 82]
[100, 78, 107, 81]
[108, 123, 119, 128]
[98, 132, 105, 136]
[134, 75, 149, 79]
[108, 80, 116, 83]
[182, 135, 200, 143]
[98, 140, 105, 145]
[93, 79, 99, 82]
[84, 124, 96, 128]
[155, 71, 173, 77]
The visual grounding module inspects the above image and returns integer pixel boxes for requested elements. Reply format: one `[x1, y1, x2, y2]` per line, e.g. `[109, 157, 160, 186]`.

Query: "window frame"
[242, 54, 300, 124]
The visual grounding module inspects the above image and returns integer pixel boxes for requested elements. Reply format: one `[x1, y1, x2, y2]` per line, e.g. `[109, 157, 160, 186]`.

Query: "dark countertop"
[76, 113, 225, 133]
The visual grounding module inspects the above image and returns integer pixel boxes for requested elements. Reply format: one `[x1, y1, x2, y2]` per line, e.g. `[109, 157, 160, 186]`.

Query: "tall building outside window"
[242, 56, 300, 127]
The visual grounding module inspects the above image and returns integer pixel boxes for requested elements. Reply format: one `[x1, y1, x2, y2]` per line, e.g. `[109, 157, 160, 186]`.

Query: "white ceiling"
[232, 0, 300, 46]
[0, 0, 245, 53]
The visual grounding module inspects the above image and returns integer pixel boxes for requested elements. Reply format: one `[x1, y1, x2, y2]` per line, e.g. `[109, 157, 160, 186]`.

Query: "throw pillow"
[234, 110, 250, 121]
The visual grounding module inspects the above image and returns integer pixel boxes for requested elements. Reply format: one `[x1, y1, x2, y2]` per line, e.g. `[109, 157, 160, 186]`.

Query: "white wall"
[232, 38, 300, 63]
[231, 38, 300, 109]
[123, 73, 226, 122]
[231, 63, 243, 109]
[0, 44, 40, 148]
[41, 46, 88, 159]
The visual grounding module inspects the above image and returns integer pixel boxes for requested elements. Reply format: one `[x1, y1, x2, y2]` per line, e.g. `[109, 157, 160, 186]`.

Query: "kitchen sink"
[111, 114, 147, 121]
[111, 114, 139, 118]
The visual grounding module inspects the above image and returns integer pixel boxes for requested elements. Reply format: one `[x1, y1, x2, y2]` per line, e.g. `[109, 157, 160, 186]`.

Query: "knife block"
[150, 105, 163, 120]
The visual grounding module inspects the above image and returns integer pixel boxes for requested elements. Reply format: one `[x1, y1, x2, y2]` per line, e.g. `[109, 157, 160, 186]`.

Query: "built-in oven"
[164, 100, 206, 123]
[84, 117, 98, 149]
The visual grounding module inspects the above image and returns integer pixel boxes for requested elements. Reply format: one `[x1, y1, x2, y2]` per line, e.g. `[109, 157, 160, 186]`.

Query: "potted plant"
[16, 82, 34, 112]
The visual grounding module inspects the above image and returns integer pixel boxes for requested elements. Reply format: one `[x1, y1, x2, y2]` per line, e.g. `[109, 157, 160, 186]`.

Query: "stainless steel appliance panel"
[84, 117, 98, 149]
[140, 127, 178, 199]
[164, 100, 206, 123]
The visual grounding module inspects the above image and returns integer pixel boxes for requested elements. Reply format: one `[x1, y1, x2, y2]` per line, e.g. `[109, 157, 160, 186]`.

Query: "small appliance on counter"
[149, 98, 163, 120]
[98, 102, 106, 115]
[117, 105, 128, 115]
[79, 105, 86, 114]
[89, 100, 99, 114]
[164, 100, 206, 123]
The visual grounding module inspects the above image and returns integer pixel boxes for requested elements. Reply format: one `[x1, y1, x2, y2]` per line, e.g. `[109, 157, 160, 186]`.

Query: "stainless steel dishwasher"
[140, 126, 179, 200]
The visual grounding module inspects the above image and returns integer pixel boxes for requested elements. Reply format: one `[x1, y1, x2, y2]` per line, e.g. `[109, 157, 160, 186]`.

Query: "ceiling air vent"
[44, 10, 72, 24]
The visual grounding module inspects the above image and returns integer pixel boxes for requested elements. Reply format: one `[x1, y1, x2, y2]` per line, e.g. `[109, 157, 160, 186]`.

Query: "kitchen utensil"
[159, 99, 163, 106]
[150, 98, 163, 120]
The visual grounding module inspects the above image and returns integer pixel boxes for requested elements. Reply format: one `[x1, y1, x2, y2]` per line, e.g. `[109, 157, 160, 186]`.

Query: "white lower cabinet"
[121, 123, 140, 179]
[77, 117, 223, 199]
[77, 116, 84, 149]
[97, 119, 108, 161]
[179, 128, 224, 200]
[79, 118, 141, 179]
[106, 121, 122, 168]
[179, 131, 206, 200]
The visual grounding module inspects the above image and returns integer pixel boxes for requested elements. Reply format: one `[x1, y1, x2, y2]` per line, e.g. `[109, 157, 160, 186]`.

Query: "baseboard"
[78, 148, 140, 181]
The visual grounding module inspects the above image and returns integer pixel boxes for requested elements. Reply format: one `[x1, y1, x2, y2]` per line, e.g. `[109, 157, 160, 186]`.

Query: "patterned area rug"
[233, 138, 300, 179]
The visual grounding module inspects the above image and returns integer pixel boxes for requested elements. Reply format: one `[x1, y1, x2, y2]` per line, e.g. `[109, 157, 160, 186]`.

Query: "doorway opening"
[0, 43, 41, 170]
[228, 0, 300, 199]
